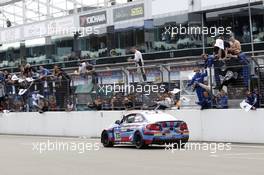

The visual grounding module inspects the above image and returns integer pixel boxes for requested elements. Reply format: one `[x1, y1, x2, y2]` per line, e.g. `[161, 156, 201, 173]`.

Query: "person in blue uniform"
[201, 54, 214, 69]
[200, 91, 212, 110]
[245, 90, 258, 110]
[187, 68, 208, 105]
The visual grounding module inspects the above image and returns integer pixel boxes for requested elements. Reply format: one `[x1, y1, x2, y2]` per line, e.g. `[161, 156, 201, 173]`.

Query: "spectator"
[200, 91, 212, 110]
[245, 90, 258, 110]
[154, 92, 173, 110]
[110, 95, 117, 110]
[216, 90, 228, 109]
[201, 54, 214, 69]
[229, 36, 250, 88]
[0, 71, 6, 106]
[88, 97, 103, 110]
[123, 95, 133, 110]
[53, 65, 71, 110]
[213, 35, 228, 59]
[66, 100, 74, 112]
[228, 36, 241, 56]
[23, 64, 36, 78]
[128, 47, 147, 82]
[32, 91, 45, 113]
[86, 63, 98, 85]
[74, 60, 87, 77]
[102, 99, 112, 110]
[39, 66, 51, 79]
[253, 89, 260, 108]
[49, 96, 57, 111]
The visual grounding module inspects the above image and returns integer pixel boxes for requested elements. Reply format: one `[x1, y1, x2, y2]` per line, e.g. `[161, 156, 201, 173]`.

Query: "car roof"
[125, 110, 178, 123]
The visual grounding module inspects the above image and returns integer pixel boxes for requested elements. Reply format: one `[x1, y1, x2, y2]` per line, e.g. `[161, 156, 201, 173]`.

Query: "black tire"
[134, 132, 147, 149]
[101, 131, 114, 147]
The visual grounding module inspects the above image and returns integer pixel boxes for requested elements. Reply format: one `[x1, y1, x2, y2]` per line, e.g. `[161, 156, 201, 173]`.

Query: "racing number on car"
[115, 132, 121, 141]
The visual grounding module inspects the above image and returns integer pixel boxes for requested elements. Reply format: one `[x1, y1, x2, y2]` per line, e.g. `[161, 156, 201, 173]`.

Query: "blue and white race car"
[101, 111, 189, 149]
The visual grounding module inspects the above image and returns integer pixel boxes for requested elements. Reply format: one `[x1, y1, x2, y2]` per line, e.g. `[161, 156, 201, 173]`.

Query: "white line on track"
[223, 153, 264, 156]
[231, 145, 264, 149]
[221, 156, 264, 160]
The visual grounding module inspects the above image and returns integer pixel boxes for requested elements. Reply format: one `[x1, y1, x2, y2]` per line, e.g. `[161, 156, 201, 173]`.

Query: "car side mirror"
[115, 120, 121, 125]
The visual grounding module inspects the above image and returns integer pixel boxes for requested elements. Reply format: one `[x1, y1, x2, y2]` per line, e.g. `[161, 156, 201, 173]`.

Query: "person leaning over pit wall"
[245, 89, 258, 110]
[215, 90, 229, 109]
[187, 68, 208, 106]
[228, 36, 250, 88]
[200, 90, 212, 110]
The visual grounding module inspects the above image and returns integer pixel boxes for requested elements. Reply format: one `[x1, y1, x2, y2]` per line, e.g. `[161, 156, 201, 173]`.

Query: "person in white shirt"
[74, 60, 87, 77]
[128, 47, 147, 82]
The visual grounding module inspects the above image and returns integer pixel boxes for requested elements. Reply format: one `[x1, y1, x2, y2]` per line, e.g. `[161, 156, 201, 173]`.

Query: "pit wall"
[0, 109, 263, 143]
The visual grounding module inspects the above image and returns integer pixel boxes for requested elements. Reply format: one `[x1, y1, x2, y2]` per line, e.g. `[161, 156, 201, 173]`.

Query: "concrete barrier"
[166, 109, 264, 143]
[0, 109, 263, 143]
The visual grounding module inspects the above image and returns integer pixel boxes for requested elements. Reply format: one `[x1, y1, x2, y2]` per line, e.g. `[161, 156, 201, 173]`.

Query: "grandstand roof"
[0, 0, 128, 28]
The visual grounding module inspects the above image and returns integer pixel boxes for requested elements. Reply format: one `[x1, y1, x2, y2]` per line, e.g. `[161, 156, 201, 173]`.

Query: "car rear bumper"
[144, 135, 189, 145]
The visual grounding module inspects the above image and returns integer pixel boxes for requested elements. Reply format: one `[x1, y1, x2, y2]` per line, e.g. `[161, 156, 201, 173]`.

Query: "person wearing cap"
[213, 35, 231, 90]
[213, 36, 226, 59]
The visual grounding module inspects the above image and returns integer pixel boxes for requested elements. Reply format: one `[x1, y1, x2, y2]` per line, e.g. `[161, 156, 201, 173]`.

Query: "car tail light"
[180, 122, 188, 131]
[146, 124, 161, 131]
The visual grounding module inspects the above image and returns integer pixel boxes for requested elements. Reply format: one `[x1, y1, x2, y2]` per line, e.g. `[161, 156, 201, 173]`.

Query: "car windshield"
[144, 113, 177, 123]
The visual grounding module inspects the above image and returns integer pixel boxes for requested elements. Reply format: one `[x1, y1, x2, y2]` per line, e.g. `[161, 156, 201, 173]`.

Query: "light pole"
[248, 0, 254, 56]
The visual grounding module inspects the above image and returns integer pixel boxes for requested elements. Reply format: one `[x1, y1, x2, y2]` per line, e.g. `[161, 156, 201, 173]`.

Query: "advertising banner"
[80, 11, 107, 27]
[113, 3, 144, 22]
[98, 71, 123, 84]
[47, 16, 75, 36]
[24, 22, 47, 39]
[0, 27, 21, 43]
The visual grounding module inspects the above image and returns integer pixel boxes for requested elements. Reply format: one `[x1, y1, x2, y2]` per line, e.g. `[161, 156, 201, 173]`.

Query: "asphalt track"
[0, 135, 263, 175]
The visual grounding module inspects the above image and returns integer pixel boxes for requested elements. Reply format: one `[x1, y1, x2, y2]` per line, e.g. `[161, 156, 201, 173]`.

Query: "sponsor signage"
[113, 3, 144, 22]
[0, 27, 21, 43]
[80, 11, 107, 27]
[47, 16, 75, 36]
[24, 22, 47, 39]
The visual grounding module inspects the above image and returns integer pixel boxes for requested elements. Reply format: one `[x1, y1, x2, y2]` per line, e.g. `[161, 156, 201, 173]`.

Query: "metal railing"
[0, 55, 262, 112]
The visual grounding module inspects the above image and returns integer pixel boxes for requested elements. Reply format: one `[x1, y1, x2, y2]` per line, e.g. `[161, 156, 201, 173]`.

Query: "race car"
[101, 110, 189, 149]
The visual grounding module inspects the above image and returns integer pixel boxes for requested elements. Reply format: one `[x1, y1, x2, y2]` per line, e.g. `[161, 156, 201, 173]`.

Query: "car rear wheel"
[101, 131, 114, 147]
[134, 132, 147, 149]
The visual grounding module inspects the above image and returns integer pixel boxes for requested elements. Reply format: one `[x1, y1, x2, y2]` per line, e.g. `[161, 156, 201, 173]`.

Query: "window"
[122, 114, 136, 124]
[134, 114, 145, 123]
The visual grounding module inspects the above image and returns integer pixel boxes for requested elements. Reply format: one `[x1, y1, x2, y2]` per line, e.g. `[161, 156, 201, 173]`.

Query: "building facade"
[0, 0, 264, 69]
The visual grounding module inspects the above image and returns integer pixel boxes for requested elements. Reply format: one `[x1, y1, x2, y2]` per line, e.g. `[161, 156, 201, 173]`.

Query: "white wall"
[0, 109, 264, 143]
[167, 109, 264, 143]
[201, 0, 262, 10]
[151, 0, 189, 16]
[151, 0, 263, 16]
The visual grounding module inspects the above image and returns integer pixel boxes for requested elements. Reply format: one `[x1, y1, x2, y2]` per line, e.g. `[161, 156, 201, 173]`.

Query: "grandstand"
[0, 0, 264, 111]
[0, 1, 264, 175]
